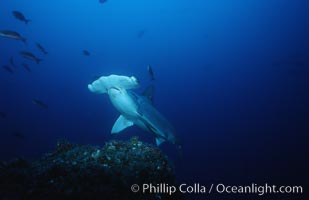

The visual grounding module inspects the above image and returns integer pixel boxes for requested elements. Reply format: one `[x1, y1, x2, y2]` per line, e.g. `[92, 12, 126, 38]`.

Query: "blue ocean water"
[1, 0, 308, 198]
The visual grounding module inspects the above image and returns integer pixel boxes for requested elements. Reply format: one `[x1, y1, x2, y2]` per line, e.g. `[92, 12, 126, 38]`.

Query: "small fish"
[10, 57, 17, 68]
[137, 30, 146, 38]
[32, 99, 48, 109]
[147, 65, 155, 80]
[22, 63, 31, 72]
[12, 10, 31, 24]
[0, 30, 26, 43]
[2, 65, 14, 74]
[0, 112, 7, 118]
[12, 131, 25, 139]
[99, 0, 108, 4]
[20, 51, 42, 64]
[36, 43, 48, 54]
[83, 50, 90, 56]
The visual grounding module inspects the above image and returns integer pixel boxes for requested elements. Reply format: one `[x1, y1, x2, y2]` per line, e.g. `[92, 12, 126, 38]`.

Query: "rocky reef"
[0, 137, 183, 200]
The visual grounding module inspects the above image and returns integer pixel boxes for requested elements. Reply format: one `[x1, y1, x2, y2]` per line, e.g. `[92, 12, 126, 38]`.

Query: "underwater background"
[1, 0, 308, 199]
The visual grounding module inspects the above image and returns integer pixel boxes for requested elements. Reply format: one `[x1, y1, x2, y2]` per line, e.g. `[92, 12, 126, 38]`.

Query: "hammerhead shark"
[88, 74, 178, 146]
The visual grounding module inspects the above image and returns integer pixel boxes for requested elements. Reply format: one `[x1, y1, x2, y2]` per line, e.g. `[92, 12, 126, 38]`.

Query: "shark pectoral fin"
[155, 137, 165, 146]
[111, 115, 134, 134]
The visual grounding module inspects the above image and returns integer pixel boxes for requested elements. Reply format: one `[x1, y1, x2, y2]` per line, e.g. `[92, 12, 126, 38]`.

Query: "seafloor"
[0, 137, 183, 200]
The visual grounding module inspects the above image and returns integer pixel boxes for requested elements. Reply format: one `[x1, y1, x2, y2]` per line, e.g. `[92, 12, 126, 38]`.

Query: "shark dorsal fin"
[142, 85, 155, 104]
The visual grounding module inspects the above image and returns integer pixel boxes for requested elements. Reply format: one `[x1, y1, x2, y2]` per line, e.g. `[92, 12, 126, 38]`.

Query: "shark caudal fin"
[155, 137, 166, 146]
[111, 115, 134, 134]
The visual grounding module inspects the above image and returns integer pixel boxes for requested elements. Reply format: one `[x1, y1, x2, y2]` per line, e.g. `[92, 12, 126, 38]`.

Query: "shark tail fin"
[155, 137, 165, 146]
[111, 115, 134, 134]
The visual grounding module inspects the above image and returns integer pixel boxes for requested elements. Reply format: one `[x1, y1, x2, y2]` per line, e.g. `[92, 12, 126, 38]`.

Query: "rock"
[0, 138, 183, 200]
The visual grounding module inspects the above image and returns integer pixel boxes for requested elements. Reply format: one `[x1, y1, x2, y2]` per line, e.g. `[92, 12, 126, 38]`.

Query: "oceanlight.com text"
[215, 183, 303, 196]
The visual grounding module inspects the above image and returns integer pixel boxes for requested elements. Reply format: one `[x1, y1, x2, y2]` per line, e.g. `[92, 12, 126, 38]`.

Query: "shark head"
[88, 74, 139, 94]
